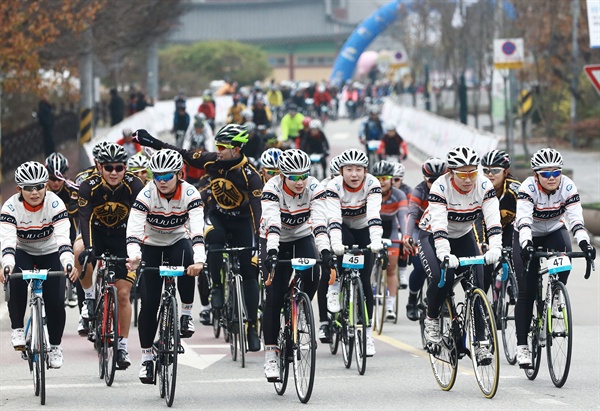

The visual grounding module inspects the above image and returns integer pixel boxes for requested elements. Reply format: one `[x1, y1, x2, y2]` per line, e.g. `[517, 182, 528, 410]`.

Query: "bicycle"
[265, 257, 323, 403]
[209, 245, 257, 368]
[4, 265, 71, 405]
[83, 253, 125, 387]
[521, 249, 594, 387]
[427, 254, 505, 399]
[139, 263, 187, 408]
[330, 246, 371, 375]
[371, 240, 390, 335]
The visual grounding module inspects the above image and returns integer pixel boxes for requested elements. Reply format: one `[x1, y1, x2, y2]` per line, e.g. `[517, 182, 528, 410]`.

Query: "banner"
[587, 0, 600, 48]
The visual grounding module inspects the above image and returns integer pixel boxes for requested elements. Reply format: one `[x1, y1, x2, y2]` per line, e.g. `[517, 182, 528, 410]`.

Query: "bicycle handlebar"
[525, 250, 595, 280]
[4, 264, 72, 303]
[208, 246, 258, 254]
[265, 257, 338, 287]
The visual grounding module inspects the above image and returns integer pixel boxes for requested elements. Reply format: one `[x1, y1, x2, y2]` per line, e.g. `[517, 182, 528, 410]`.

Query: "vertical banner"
[587, 0, 600, 48]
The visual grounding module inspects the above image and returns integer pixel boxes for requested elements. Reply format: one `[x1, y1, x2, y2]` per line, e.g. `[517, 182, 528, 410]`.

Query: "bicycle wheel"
[500, 270, 518, 365]
[32, 299, 46, 404]
[372, 263, 385, 335]
[393, 287, 399, 325]
[235, 275, 247, 368]
[353, 280, 368, 375]
[418, 289, 427, 349]
[212, 309, 221, 339]
[161, 295, 179, 407]
[547, 281, 572, 388]
[340, 284, 353, 369]
[466, 288, 499, 399]
[329, 315, 340, 355]
[293, 292, 316, 403]
[428, 298, 458, 391]
[103, 287, 119, 386]
[274, 311, 290, 395]
[227, 281, 237, 360]
[525, 307, 542, 380]
[95, 294, 106, 380]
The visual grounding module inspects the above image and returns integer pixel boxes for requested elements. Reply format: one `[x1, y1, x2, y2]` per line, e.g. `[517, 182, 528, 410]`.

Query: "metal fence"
[1, 112, 79, 173]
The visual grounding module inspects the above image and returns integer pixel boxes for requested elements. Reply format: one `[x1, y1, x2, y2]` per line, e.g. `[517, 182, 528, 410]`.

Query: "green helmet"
[215, 124, 249, 146]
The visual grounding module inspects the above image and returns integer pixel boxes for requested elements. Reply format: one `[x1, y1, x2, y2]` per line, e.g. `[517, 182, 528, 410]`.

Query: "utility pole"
[569, 0, 579, 147]
[147, 40, 159, 104]
[79, 27, 93, 170]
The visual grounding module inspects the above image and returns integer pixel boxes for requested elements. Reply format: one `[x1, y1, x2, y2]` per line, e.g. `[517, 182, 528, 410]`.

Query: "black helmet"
[214, 124, 249, 146]
[371, 160, 395, 177]
[45, 152, 69, 175]
[481, 149, 511, 168]
[422, 157, 448, 179]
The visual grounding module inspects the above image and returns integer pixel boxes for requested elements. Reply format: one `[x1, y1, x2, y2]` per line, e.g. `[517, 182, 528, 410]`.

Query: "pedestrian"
[37, 94, 55, 157]
[109, 89, 124, 126]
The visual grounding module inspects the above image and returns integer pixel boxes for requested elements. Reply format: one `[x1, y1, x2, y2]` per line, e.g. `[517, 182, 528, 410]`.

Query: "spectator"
[109, 89, 125, 126]
[136, 92, 148, 112]
[37, 94, 55, 156]
[127, 93, 138, 116]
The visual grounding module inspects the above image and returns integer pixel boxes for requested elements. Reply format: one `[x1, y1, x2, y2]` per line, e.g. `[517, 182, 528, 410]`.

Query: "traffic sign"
[494, 38, 524, 70]
[584, 64, 600, 95]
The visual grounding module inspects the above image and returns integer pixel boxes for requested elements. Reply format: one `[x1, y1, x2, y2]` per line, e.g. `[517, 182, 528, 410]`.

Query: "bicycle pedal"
[519, 363, 534, 370]
[266, 376, 281, 383]
[21, 351, 28, 360]
[177, 344, 185, 354]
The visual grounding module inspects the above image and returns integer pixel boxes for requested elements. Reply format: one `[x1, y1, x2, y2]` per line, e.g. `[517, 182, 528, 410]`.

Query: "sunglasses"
[375, 175, 392, 181]
[286, 173, 309, 182]
[453, 170, 478, 180]
[482, 167, 504, 175]
[22, 183, 46, 192]
[263, 168, 280, 176]
[48, 175, 60, 182]
[154, 172, 176, 182]
[103, 164, 125, 173]
[537, 170, 562, 179]
[392, 178, 401, 183]
[216, 143, 235, 151]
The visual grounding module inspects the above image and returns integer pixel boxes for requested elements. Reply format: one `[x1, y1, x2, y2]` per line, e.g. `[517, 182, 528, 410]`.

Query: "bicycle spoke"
[547, 282, 573, 387]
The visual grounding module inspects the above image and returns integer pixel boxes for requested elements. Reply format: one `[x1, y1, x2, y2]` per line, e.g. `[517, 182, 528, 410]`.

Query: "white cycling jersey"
[419, 173, 502, 257]
[326, 174, 383, 246]
[1, 191, 74, 269]
[515, 175, 590, 246]
[126, 181, 206, 264]
[261, 176, 329, 252]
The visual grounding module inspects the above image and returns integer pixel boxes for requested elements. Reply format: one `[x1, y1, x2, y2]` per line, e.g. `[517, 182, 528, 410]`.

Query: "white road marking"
[184, 344, 230, 349]
[331, 132, 350, 140]
[531, 399, 567, 405]
[179, 340, 226, 370]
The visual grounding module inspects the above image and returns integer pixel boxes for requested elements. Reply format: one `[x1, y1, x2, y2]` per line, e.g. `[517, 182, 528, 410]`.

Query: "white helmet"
[329, 155, 342, 176]
[308, 119, 322, 130]
[446, 146, 480, 169]
[530, 148, 563, 170]
[260, 148, 283, 169]
[127, 154, 150, 171]
[15, 161, 49, 186]
[278, 149, 311, 176]
[338, 149, 368, 168]
[149, 149, 183, 173]
[45, 152, 69, 175]
[393, 162, 405, 178]
[241, 108, 254, 120]
[383, 122, 396, 132]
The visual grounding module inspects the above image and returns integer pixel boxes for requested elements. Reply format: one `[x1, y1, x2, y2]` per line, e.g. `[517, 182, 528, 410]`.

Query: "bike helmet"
[421, 157, 448, 178]
[245, 122, 256, 134]
[368, 106, 380, 115]
[530, 148, 563, 170]
[481, 149, 511, 168]
[241, 108, 254, 120]
[338, 149, 368, 168]
[278, 149, 311, 176]
[45, 152, 69, 175]
[329, 155, 342, 176]
[194, 113, 207, 122]
[149, 149, 183, 173]
[122, 128, 133, 137]
[308, 119, 322, 130]
[127, 154, 150, 171]
[288, 103, 298, 112]
[371, 160, 396, 177]
[383, 122, 397, 132]
[302, 116, 312, 128]
[214, 124, 249, 146]
[393, 162, 405, 178]
[92, 141, 111, 161]
[15, 161, 49, 186]
[260, 148, 283, 169]
[446, 146, 480, 169]
[97, 143, 127, 164]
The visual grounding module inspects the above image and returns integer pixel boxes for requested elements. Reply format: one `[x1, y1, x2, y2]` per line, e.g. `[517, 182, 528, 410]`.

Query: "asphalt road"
[1, 119, 598, 410]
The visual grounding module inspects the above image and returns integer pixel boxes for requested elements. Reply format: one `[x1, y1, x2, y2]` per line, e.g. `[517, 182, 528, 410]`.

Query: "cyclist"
[326, 149, 383, 356]
[358, 106, 384, 146]
[77, 143, 144, 370]
[183, 114, 214, 152]
[418, 146, 502, 364]
[197, 93, 216, 130]
[127, 154, 151, 185]
[117, 128, 142, 159]
[261, 149, 333, 381]
[474, 149, 520, 294]
[371, 160, 408, 321]
[251, 96, 272, 128]
[173, 104, 190, 148]
[227, 95, 246, 124]
[404, 158, 448, 320]
[259, 147, 283, 183]
[321, 155, 341, 187]
[513, 148, 596, 367]
[133, 124, 264, 352]
[377, 123, 408, 162]
[280, 104, 304, 149]
[125, 149, 205, 383]
[392, 162, 412, 289]
[1, 161, 78, 368]
[300, 119, 330, 178]
[75, 141, 108, 186]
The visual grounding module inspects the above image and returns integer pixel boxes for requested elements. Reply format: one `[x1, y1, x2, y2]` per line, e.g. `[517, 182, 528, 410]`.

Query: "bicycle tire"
[228, 280, 237, 360]
[418, 290, 428, 350]
[466, 288, 499, 399]
[162, 295, 179, 407]
[235, 275, 246, 368]
[292, 292, 316, 403]
[428, 298, 458, 391]
[32, 299, 45, 404]
[329, 315, 340, 355]
[393, 287, 399, 325]
[372, 262, 385, 335]
[212, 309, 221, 339]
[525, 306, 542, 380]
[274, 312, 289, 395]
[500, 270, 518, 365]
[340, 282, 353, 369]
[96, 294, 106, 380]
[103, 287, 119, 386]
[547, 281, 572, 388]
[353, 279, 368, 375]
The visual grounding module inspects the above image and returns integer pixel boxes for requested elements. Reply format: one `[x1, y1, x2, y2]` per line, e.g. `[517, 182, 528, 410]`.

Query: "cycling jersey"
[326, 174, 383, 246]
[359, 117, 384, 141]
[300, 133, 330, 155]
[419, 173, 502, 257]
[406, 181, 428, 240]
[381, 187, 408, 236]
[49, 180, 79, 237]
[126, 180, 206, 264]
[1, 191, 74, 269]
[78, 172, 145, 250]
[280, 113, 305, 141]
[515, 175, 590, 246]
[163, 145, 263, 233]
[474, 176, 520, 245]
[261, 176, 329, 252]
[378, 134, 408, 158]
[74, 165, 97, 186]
